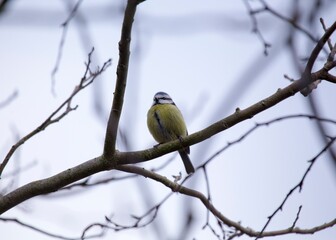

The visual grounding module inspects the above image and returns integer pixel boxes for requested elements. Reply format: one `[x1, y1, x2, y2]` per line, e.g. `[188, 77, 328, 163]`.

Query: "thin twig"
[290, 205, 302, 230]
[0, 217, 81, 240]
[0, 90, 18, 109]
[242, 0, 271, 55]
[116, 165, 336, 238]
[200, 114, 336, 169]
[81, 192, 171, 238]
[258, 0, 318, 43]
[1, 160, 37, 179]
[256, 137, 336, 239]
[320, 18, 333, 51]
[202, 166, 217, 236]
[0, 49, 111, 177]
[51, 0, 84, 96]
[51, 174, 138, 195]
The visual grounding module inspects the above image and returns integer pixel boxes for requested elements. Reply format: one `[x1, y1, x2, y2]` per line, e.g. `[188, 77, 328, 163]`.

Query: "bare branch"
[320, 18, 333, 51]
[258, 0, 318, 43]
[0, 156, 106, 214]
[0, 0, 9, 12]
[301, 20, 336, 95]
[290, 205, 303, 230]
[0, 217, 79, 240]
[0, 49, 111, 177]
[303, 21, 336, 78]
[242, 0, 271, 55]
[1, 160, 37, 179]
[0, 216, 107, 240]
[323, 72, 336, 83]
[257, 137, 336, 238]
[0, 90, 18, 109]
[201, 114, 336, 168]
[81, 193, 170, 238]
[202, 166, 216, 236]
[103, 0, 145, 158]
[116, 165, 336, 238]
[51, 174, 138, 195]
[51, 0, 84, 96]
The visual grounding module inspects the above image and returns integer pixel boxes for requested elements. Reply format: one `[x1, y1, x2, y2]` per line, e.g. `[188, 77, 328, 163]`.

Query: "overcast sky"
[1, 0, 336, 240]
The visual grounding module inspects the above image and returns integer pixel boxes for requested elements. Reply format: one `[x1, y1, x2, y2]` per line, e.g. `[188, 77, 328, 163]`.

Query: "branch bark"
[0, 157, 106, 214]
[103, 0, 142, 158]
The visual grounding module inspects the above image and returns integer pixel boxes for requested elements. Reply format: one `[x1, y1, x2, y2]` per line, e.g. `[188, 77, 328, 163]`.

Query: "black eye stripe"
[154, 96, 172, 101]
[160, 97, 171, 101]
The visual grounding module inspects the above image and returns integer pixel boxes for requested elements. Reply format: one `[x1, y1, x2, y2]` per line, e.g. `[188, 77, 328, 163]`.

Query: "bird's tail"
[178, 149, 195, 174]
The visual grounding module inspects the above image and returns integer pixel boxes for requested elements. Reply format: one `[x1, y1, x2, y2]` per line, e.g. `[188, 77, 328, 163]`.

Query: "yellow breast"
[147, 104, 188, 143]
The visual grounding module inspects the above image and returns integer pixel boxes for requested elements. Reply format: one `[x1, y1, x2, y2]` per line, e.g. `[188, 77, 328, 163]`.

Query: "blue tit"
[147, 92, 195, 174]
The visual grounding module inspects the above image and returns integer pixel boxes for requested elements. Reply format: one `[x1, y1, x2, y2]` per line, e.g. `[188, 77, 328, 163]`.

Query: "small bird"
[147, 92, 195, 174]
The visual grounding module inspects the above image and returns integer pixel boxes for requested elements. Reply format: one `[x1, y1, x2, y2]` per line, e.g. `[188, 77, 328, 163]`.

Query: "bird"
[147, 92, 195, 174]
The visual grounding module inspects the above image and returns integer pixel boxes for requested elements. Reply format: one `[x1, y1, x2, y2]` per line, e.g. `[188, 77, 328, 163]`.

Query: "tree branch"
[0, 216, 103, 240]
[116, 165, 336, 238]
[103, 0, 144, 158]
[0, 156, 106, 214]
